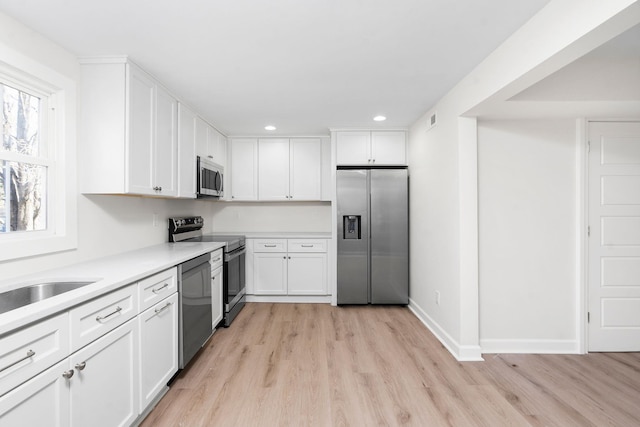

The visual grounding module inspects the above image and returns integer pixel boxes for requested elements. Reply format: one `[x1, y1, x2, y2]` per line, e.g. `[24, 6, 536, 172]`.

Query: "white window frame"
[0, 58, 77, 261]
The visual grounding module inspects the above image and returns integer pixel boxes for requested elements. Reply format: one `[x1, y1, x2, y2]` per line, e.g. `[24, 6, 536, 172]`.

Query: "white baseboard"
[246, 295, 332, 303]
[408, 298, 483, 362]
[480, 339, 580, 354]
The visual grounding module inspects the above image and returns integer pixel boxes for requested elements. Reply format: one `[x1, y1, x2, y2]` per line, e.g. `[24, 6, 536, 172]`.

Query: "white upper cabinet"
[153, 85, 178, 196]
[177, 103, 197, 198]
[257, 138, 322, 201]
[79, 58, 178, 196]
[258, 138, 290, 201]
[230, 138, 259, 200]
[336, 130, 407, 165]
[336, 131, 370, 165]
[290, 138, 322, 200]
[196, 117, 227, 168]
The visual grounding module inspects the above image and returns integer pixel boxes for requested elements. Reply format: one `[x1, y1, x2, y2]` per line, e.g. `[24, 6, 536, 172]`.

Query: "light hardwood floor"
[140, 303, 640, 426]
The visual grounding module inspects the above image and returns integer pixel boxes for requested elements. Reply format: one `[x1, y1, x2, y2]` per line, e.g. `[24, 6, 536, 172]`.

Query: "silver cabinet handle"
[152, 283, 169, 293]
[212, 257, 222, 263]
[75, 361, 86, 371]
[155, 302, 172, 314]
[207, 155, 213, 159]
[264, 244, 277, 248]
[0, 349, 35, 373]
[301, 244, 314, 247]
[96, 306, 122, 322]
[62, 369, 74, 379]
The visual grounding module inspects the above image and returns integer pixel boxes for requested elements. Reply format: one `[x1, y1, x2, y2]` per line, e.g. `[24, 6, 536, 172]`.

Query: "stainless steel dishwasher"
[177, 253, 213, 369]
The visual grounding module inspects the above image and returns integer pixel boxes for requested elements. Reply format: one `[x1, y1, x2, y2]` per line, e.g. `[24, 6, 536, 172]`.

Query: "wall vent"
[426, 112, 437, 131]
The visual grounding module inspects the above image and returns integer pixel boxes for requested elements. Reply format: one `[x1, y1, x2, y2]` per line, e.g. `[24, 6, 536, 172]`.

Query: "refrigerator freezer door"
[337, 170, 369, 304]
[370, 169, 409, 304]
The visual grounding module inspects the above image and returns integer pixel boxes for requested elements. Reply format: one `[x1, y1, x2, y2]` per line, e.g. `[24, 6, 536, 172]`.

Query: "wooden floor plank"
[140, 303, 640, 427]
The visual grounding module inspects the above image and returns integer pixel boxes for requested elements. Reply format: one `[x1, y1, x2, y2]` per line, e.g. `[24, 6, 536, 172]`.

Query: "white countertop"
[0, 242, 225, 336]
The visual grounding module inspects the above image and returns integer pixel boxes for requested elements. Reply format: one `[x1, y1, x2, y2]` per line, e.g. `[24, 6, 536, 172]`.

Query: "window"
[0, 54, 77, 262]
[1, 81, 49, 234]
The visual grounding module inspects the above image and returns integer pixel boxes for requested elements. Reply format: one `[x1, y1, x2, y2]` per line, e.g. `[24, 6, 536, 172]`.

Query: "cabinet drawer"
[253, 239, 287, 252]
[70, 283, 137, 352]
[210, 249, 224, 271]
[287, 239, 327, 253]
[0, 312, 69, 397]
[139, 268, 177, 312]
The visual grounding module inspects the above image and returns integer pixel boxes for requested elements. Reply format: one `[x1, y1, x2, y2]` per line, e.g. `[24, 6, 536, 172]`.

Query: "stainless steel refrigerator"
[337, 168, 409, 304]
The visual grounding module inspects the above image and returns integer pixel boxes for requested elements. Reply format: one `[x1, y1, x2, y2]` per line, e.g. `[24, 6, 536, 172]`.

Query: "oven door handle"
[224, 247, 246, 262]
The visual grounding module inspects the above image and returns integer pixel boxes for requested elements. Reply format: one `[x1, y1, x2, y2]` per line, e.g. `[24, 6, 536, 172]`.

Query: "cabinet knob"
[75, 361, 87, 371]
[62, 370, 74, 379]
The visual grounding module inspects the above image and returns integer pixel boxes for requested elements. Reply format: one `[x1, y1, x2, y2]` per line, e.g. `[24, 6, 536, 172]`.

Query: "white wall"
[477, 119, 578, 353]
[408, 0, 639, 360]
[210, 202, 331, 232]
[0, 12, 331, 283]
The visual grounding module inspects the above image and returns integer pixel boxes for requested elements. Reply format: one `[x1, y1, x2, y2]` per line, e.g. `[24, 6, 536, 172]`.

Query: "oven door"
[224, 246, 246, 312]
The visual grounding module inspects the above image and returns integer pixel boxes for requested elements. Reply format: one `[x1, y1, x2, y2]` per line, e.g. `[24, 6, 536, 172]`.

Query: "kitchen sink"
[0, 281, 97, 315]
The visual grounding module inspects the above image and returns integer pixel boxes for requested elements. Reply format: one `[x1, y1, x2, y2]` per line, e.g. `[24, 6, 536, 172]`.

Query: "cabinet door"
[290, 138, 321, 201]
[195, 116, 210, 160]
[127, 65, 155, 194]
[371, 131, 406, 165]
[288, 253, 327, 295]
[253, 253, 288, 295]
[336, 131, 370, 165]
[70, 319, 139, 427]
[230, 138, 258, 200]
[177, 103, 197, 198]
[211, 266, 223, 328]
[155, 86, 178, 196]
[139, 293, 178, 412]
[0, 359, 69, 427]
[208, 126, 227, 168]
[258, 138, 290, 200]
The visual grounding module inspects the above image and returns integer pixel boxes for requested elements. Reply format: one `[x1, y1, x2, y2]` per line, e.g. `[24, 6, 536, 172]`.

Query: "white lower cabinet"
[252, 239, 328, 296]
[0, 359, 69, 427]
[0, 267, 181, 427]
[254, 253, 288, 295]
[0, 319, 139, 427]
[71, 319, 139, 427]
[138, 292, 178, 412]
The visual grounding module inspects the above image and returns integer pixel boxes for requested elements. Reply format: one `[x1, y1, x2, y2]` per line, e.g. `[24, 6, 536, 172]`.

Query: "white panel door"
[371, 131, 406, 165]
[70, 319, 139, 427]
[138, 293, 178, 411]
[288, 253, 327, 295]
[290, 138, 322, 200]
[177, 103, 196, 198]
[127, 66, 155, 194]
[230, 138, 258, 200]
[588, 121, 640, 351]
[0, 359, 70, 427]
[154, 86, 178, 196]
[336, 131, 370, 165]
[258, 138, 290, 200]
[253, 253, 288, 295]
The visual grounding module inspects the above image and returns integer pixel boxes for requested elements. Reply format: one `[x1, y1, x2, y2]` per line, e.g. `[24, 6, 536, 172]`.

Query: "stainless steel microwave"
[197, 156, 223, 198]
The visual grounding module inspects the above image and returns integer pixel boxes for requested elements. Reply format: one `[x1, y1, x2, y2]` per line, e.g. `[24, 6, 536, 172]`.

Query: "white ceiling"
[0, 0, 550, 135]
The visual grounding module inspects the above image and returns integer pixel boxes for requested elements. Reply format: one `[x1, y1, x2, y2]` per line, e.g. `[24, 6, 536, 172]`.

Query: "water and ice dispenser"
[343, 215, 361, 239]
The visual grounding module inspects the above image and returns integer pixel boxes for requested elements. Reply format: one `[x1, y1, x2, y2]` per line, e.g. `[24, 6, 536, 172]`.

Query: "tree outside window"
[1, 82, 47, 233]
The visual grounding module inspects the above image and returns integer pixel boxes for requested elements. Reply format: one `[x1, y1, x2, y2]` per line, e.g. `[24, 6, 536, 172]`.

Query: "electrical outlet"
[152, 213, 159, 227]
[435, 291, 440, 305]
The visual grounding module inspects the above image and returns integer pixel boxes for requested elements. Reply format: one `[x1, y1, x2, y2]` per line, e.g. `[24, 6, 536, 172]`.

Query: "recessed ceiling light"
[265, 125, 276, 131]
[373, 115, 386, 122]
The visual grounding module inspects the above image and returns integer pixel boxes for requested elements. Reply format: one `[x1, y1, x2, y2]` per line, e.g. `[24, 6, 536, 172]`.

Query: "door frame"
[579, 118, 640, 353]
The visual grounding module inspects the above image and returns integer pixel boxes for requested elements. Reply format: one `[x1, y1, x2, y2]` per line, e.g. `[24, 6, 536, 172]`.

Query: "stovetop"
[168, 216, 245, 252]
